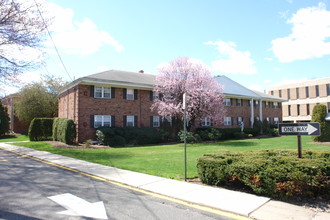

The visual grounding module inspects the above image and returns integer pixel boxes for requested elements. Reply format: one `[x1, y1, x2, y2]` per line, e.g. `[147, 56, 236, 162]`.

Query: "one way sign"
[279, 123, 321, 136]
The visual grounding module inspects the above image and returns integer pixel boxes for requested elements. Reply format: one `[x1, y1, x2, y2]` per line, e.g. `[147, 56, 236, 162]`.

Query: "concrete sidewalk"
[0, 143, 329, 220]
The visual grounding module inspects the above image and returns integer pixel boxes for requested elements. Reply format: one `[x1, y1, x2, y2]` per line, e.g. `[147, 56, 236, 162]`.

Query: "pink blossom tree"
[151, 57, 225, 131]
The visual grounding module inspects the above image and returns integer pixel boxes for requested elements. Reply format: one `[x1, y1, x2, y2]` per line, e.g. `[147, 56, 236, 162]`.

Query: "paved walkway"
[0, 143, 329, 220]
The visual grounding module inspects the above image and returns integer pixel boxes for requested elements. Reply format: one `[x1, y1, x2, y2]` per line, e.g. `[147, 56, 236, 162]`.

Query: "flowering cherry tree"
[151, 57, 225, 131]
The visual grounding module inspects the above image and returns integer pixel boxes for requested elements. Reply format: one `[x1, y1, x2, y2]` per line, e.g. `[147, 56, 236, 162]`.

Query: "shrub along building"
[58, 70, 285, 142]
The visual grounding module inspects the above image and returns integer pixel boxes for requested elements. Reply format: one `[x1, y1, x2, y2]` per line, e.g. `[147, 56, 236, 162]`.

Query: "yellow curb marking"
[0, 146, 249, 220]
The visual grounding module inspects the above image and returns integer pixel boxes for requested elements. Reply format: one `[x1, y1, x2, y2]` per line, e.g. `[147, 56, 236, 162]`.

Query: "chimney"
[139, 70, 144, 74]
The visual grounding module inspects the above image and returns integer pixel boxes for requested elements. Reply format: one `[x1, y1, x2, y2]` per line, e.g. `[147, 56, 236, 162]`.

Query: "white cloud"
[45, 2, 124, 55]
[264, 57, 273, 61]
[272, 3, 330, 62]
[205, 41, 257, 74]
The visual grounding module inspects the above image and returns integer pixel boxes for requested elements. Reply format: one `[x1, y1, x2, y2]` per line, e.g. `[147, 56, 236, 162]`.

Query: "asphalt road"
[0, 148, 232, 220]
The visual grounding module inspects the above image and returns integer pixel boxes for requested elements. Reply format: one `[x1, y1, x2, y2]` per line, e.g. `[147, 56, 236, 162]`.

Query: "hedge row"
[28, 118, 76, 144]
[29, 118, 54, 141]
[197, 150, 330, 200]
[96, 127, 169, 147]
[53, 118, 76, 145]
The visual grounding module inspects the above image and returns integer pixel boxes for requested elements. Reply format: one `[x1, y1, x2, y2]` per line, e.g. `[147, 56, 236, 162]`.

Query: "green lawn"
[0, 135, 29, 143]
[8, 136, 330, 180]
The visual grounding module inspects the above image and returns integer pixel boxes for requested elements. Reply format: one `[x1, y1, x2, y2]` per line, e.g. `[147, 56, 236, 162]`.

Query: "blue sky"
[3, 0, 330, 95]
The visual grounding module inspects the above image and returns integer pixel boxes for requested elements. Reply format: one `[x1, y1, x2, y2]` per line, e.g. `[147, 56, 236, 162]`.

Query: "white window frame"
[265, 101, 269, 108]
[164, 116, 172, 126]
[153, 91, 159, 100]
[126, 115, 134, 127]
[94, 115, 111, 128]
[127, 89, 134, 100]
[273, 102, 279, 108]
[237, 117, 243, 125]
[201, 117, 211, 127]
[94, 86, 111, 98]
[224, 98, 231, 106]
[153, 116, 160, 127]
[224, 117, 232, 126]
[236, 99, 242, 106]
[274, 117, 279, 124]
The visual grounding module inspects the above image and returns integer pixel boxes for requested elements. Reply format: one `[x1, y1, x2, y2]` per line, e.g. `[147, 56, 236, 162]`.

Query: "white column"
[250, 99, 254, 127]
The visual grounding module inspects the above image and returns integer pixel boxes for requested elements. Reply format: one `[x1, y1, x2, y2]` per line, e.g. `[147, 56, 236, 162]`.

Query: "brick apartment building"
[1, 94, 29, 134]
[268, 77, 330, 122]
[58, 70, 284, 142]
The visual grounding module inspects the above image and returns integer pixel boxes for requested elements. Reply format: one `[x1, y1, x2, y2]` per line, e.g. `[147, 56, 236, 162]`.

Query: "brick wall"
[59, 84, 158, 142]
[59, 85, 283, 142]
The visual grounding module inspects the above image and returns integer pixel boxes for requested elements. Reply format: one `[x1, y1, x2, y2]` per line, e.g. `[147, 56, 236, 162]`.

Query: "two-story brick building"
[58, 70, 284, 142]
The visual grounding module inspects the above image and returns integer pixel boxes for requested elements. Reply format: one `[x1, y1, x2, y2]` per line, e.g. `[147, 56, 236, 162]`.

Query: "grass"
[0, 135, 29, 143]
[7, 136, 330, 180]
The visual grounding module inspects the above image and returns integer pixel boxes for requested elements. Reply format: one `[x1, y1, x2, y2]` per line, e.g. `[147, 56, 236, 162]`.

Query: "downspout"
[250, 98, 254, 127]
[66, 89, 69, 118]
[259, 99, 263, 121]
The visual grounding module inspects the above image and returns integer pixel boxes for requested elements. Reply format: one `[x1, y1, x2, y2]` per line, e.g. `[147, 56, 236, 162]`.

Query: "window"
[279, 90, 282, 97]
[164, 116, 172, 126]
[297, 104, 300, 115]
[201, 117, 211, 126]
[254, 100, 259, 107]
[288, 105, 291, 116]
[152, 116, 160, 127]
[237, 117, 243, 125]
[327, 84, 330, 96]
[266, 117, 270, 122]
[126, 115, 135, 127]
[224, 117, 232, 126]
[265, 101, 269, 108]
[153, 91, 159, 100]
[94, 115, 112, 128]
[273, 102, 278, 108]
[305, 86, 309, 98]
[296, 88, 299, 99]
[95, 87, 102, 98]
[127, 89, 134, 100]
[307, 104, 310, 115]
[224, 98, 231, 106]
[94, 86, 111, 98]
[236, 99, 243, 106]
[274, 117, 279, 124]
[316, 85, 319, 97]
[287, 89, 290, 99]
[271, 91, 274, 95]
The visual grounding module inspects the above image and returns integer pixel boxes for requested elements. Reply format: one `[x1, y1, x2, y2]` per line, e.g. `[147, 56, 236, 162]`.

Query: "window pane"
[127, 115, 134, 127]
[95, 87, 102, 98]
[103, 87, 111, 98]
[127, 89, 134, 100]
[94, 115, 102, 128]
[153, 116, 160, 127]
[103, 116, 111, 127]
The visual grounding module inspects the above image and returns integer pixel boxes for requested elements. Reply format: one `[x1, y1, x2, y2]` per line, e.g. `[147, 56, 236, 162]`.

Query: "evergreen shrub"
[197, 150, 330, 200]
[311, 104, 330, 142]
[0, 100, 9, 136]
[28, 118, 54, 141]
[52, 118, 76, 144]
[96, 127, 164, 147]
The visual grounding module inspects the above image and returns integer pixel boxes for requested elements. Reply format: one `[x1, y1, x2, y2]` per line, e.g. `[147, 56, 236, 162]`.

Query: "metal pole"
[297, 135, 302, 158]
[184, 107, 187, 181]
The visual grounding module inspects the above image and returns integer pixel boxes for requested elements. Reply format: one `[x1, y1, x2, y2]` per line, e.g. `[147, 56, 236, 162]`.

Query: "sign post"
[278, 122, 321, 158]
[183, 93, 187, 181]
